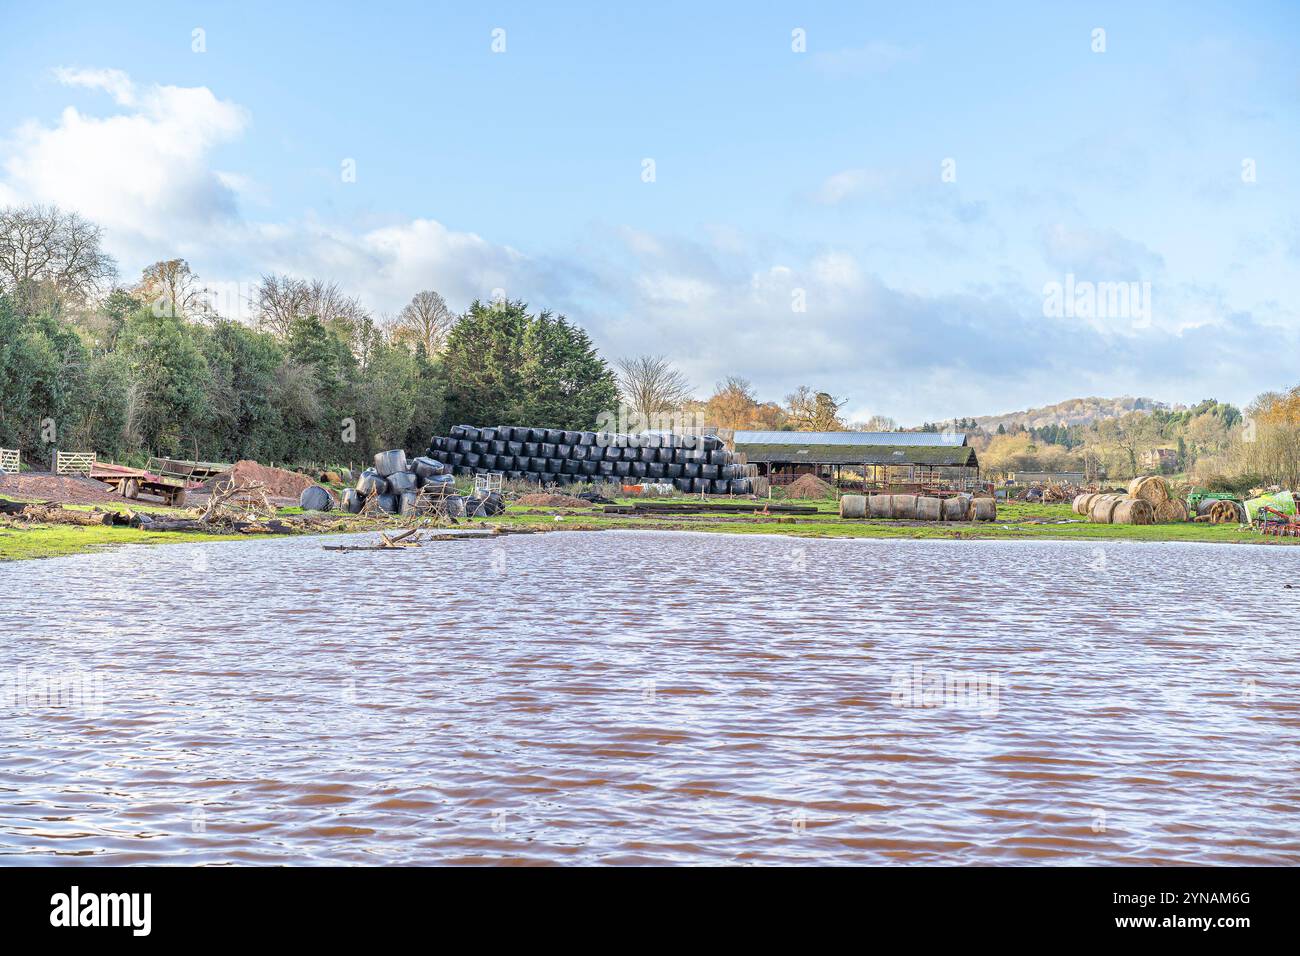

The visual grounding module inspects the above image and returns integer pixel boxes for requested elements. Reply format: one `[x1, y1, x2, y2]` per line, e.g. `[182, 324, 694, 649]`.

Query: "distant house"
[1139, 448, 1178, 473]
[732, 430, 980, 489]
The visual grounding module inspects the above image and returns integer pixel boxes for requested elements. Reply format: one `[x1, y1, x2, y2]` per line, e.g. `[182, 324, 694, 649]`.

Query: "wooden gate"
[0, 448, 18, 473]
[54, 451, 97, 476]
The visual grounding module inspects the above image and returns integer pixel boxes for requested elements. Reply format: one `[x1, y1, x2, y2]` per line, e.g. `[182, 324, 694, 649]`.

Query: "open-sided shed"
[733, 430, 981, 491]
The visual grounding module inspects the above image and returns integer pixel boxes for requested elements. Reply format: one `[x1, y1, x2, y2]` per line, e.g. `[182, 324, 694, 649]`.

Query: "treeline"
[0, 206, 617, 469]
[969, 397, 1300, 489]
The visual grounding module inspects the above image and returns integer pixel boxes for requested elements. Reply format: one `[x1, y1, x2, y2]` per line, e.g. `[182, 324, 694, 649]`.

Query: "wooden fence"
[54, 451, 97, 476]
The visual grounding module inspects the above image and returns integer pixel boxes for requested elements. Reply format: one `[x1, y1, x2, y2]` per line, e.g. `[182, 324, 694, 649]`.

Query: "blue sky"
[1, 0, 1297, 423]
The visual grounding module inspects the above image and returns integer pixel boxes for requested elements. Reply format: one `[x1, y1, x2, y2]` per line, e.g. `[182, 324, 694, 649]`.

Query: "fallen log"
[1, 502, 118, 526]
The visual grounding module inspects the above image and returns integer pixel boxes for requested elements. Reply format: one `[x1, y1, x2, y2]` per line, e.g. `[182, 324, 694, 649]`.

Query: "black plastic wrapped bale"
[529, 456, 547, 472]
[300, 485, 336, 511]
[375, 493, 400, 514]
[666, 463, 683, 478]
[373, 449, 408, 477]
[489, 440, 506, 454]
[479, 454, 497, 470]
[356, 470, 388, 496]
[341, 487, 363, 513]
[449, 425, 467, 440]
[398, 490, 420, 515]
[712, 479, 731, 495]
[444, 495, 466, 518]
[483, 492, 506, 516]
[556, 443, 573, 458]
[733, 477, 752, 494]
[628, 461, 647, 478]
[523, 442, 539, 457]
[479, 427, 497, 442]
[464, 453, 481, 468]
[459, 426, 481, 441]
[562, 459, 581, 475]
[544, 428, 564, 443]
[673, 477, 691, 491]
[691, 478, 709, 493]
[579, 431, 597, 445]
[506, 440, 523, 456]
[424, 474, 455, 490]
[457, 439, 473, 454]
[569, 445, 587, 461]
[540, 443, 556, 458]
[581, 461, 599, 476]
[471, 441, 488, 454]
[412, 456, 444, 478]
[615, 461, 632, 477]
[545, 459, 563, 474]
[388, 472, 419, 493]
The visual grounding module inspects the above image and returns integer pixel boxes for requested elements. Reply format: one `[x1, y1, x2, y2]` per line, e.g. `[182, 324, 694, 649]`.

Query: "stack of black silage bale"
[426, 425, 752, 495]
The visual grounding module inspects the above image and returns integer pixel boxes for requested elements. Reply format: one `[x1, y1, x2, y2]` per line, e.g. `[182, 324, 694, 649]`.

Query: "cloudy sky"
[2, 1, 1297, 423]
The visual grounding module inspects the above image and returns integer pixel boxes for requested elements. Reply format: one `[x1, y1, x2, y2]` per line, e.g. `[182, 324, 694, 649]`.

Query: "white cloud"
[3, 68, 248, 257]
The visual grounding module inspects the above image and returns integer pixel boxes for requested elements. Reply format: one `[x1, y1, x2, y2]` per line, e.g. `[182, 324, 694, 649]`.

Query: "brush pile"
[427, 425, 752, 495]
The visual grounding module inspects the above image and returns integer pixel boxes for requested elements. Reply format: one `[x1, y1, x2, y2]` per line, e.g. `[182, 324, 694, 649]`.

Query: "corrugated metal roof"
[734, 430, 966, 447]
[739, 443, 978, 467]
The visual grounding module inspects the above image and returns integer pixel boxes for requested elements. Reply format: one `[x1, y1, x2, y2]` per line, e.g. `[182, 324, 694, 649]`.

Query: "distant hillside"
[971, 396, 1170, 433]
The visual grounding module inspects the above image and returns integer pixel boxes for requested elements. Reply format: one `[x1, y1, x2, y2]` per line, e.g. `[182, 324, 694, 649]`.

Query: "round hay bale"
[1113, 497, 1155, 525]
[891, 494, 918, 519]
[1128, 475, 1170, 505]
[1198, 499, 1240, 523]
[942, 494, 972, 521]
[839, 494, 866, 519]
[915, 496, 942, 521]
[1154, 498, 1187, 523]
[971, 497, 997, 521]
[1090, 494, 1124, 523]
[868, 494, 892, 518]
[1072, 493, 1091, 515]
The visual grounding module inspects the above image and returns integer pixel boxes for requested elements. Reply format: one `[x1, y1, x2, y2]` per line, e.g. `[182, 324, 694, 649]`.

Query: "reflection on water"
[2, 530, 1297, 865]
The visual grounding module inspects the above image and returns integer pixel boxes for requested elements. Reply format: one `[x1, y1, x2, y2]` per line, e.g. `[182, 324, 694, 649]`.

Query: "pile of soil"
[0, 472, 124, 505]
[786, 474, 834, 499]
[210, 460, 315, 499]
[516, 493, 593, 508]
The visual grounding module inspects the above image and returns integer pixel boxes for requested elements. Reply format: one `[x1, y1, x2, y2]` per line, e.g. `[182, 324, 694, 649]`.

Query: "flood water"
[2, 530, 1298, 865]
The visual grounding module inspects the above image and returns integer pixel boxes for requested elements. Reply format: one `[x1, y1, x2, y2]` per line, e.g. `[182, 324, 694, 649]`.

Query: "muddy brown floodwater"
[2, 531, 1298, 865]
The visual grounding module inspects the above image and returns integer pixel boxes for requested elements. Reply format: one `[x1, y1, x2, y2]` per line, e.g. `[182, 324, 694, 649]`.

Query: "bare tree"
[615, 354, 694, 423]
[135, 258, 210, 320]
[785, 385, 848, 431]
[0, 204, 117, 307]
[254, 275, 369, 338]
[392, 290, 456, 355]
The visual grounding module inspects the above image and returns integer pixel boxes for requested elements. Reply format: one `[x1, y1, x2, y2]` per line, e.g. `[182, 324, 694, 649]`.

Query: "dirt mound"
[516, 493, 592, 508]
[0, 472, 124, 505]
[211, 460, 315, 499]
[785, 474, 834, 499]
